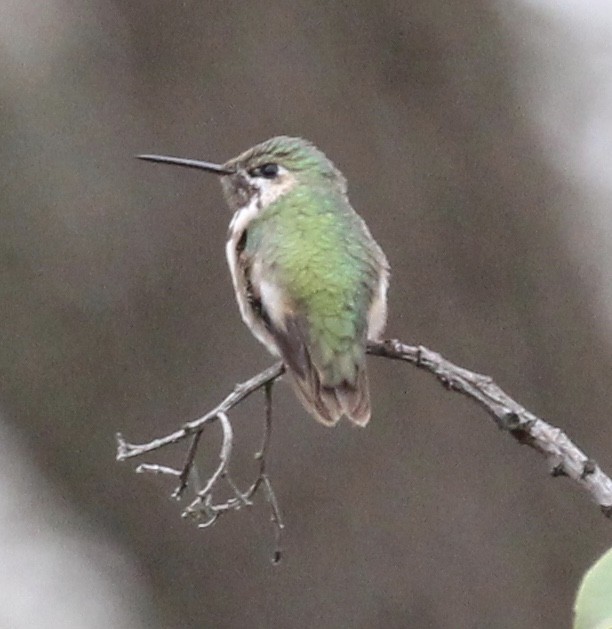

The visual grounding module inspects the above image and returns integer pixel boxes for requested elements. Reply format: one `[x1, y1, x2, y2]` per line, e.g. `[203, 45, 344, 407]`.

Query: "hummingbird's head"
[220, 136, 347, 212]
[137, 136, 346, 214]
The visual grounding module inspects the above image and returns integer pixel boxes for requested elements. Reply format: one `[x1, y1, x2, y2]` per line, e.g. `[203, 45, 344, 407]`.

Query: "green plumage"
[243, 166, 381, 390]
[138, 136, 389, 426]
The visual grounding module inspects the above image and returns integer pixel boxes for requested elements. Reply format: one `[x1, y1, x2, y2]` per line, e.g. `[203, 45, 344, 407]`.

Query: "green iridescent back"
[246, 174, 381, 385]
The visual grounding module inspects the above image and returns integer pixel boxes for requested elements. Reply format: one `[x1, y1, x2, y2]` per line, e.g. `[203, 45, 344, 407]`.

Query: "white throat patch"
[228, 168, 297, 234]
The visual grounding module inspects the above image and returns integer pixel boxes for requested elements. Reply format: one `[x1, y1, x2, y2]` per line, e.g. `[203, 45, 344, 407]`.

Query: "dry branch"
[116, 338, 612, 561]
[367, 340, 612, 516]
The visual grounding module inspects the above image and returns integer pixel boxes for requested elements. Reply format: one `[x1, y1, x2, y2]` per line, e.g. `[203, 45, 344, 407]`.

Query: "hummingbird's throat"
[221, 167, 297, 215]
[227, 170, 297, 234]
[228, 195, 260, 241]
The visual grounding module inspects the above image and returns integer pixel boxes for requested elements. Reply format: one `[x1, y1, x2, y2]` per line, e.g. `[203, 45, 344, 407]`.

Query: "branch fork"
[117, 339, 612, 561]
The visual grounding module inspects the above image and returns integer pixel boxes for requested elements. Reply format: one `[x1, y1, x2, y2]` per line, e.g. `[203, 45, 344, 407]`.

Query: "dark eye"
[260, 163, 279, 178]
[249, 163, 279, 179]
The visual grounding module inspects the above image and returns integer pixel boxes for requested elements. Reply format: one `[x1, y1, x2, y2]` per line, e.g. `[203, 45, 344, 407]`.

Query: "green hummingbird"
[138, 136, 389, 426]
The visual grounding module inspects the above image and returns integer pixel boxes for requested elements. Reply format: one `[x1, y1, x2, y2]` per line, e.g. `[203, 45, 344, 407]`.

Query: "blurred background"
[1, 1, 611, 627]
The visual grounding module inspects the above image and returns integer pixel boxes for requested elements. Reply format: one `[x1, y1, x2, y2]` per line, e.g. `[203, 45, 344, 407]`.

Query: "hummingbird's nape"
[136, 154, 235, 175]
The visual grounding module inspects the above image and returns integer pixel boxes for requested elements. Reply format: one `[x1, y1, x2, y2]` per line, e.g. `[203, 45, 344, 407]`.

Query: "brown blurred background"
[2, 1, 612, 627]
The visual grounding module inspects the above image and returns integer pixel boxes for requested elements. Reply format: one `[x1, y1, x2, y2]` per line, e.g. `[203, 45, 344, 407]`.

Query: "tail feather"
[270, 313, 372, 427]
[288, 362, 371, 427]
[288, 372, 341, 426]
[334, 367, 371, 426]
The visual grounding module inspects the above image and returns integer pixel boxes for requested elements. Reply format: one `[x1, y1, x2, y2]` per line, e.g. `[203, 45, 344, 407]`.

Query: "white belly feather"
[225, 199, 281, 356]
[226, 195, 389, 356]
[367, 267, 389, 341]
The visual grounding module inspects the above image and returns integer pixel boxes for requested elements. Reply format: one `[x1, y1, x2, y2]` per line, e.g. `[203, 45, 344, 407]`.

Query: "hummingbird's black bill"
[136, 154, 234, 175]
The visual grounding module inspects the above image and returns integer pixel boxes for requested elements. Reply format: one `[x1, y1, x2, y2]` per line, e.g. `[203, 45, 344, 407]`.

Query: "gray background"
[2, 1, 612, 627]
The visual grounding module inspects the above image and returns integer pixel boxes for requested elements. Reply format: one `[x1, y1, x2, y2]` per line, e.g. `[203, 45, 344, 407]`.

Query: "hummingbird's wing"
[271, 306, 370, 426]
[263, 303, 371, 427]
[227, 189, 387, 427]
[244, 259, 373, 427]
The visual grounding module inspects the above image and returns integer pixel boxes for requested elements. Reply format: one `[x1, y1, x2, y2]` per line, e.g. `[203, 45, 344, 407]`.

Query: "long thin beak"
[136, 154, 235, 175]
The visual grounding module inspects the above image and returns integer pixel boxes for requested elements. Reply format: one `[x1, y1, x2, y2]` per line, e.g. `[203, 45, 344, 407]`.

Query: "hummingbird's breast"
[225, 180, 389, 362]
[257, 187, 382, 323]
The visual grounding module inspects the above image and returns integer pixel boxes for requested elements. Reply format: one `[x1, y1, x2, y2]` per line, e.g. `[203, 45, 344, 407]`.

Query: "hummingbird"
[138, 136, 389, 426]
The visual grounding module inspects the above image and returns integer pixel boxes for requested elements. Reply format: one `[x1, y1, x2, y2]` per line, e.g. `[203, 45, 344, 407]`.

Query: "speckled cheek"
[222, 173, 257, 211]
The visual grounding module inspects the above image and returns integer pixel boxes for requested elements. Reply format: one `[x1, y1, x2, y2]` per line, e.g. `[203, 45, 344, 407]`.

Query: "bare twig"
[263, 474, 285, 565]
[116, 338, 612, 557]
[172, 430, 204, 499]
[136, 463, 180, 476]
[116, 360, 284, 462]
[117, 363, 286, 561]
[260, 381, 284, 563]
[183, 411, 233, 517]
[248, 380, 274, 495]
[367, 339, 612, 516]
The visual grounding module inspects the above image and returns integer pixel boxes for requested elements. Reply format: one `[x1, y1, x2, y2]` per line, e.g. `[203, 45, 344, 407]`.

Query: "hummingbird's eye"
[249, 163, 279, 179]
[260, 163, 279, 178]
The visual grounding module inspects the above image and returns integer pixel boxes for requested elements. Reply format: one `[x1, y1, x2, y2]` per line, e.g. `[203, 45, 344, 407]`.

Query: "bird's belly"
[225, 204, 281, 357]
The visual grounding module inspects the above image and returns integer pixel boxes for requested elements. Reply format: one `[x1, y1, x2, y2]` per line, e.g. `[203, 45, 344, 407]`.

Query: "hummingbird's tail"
[288, 362, 371, 427]
[273, 316, 371, 426]
[326, 364, 371, 426]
